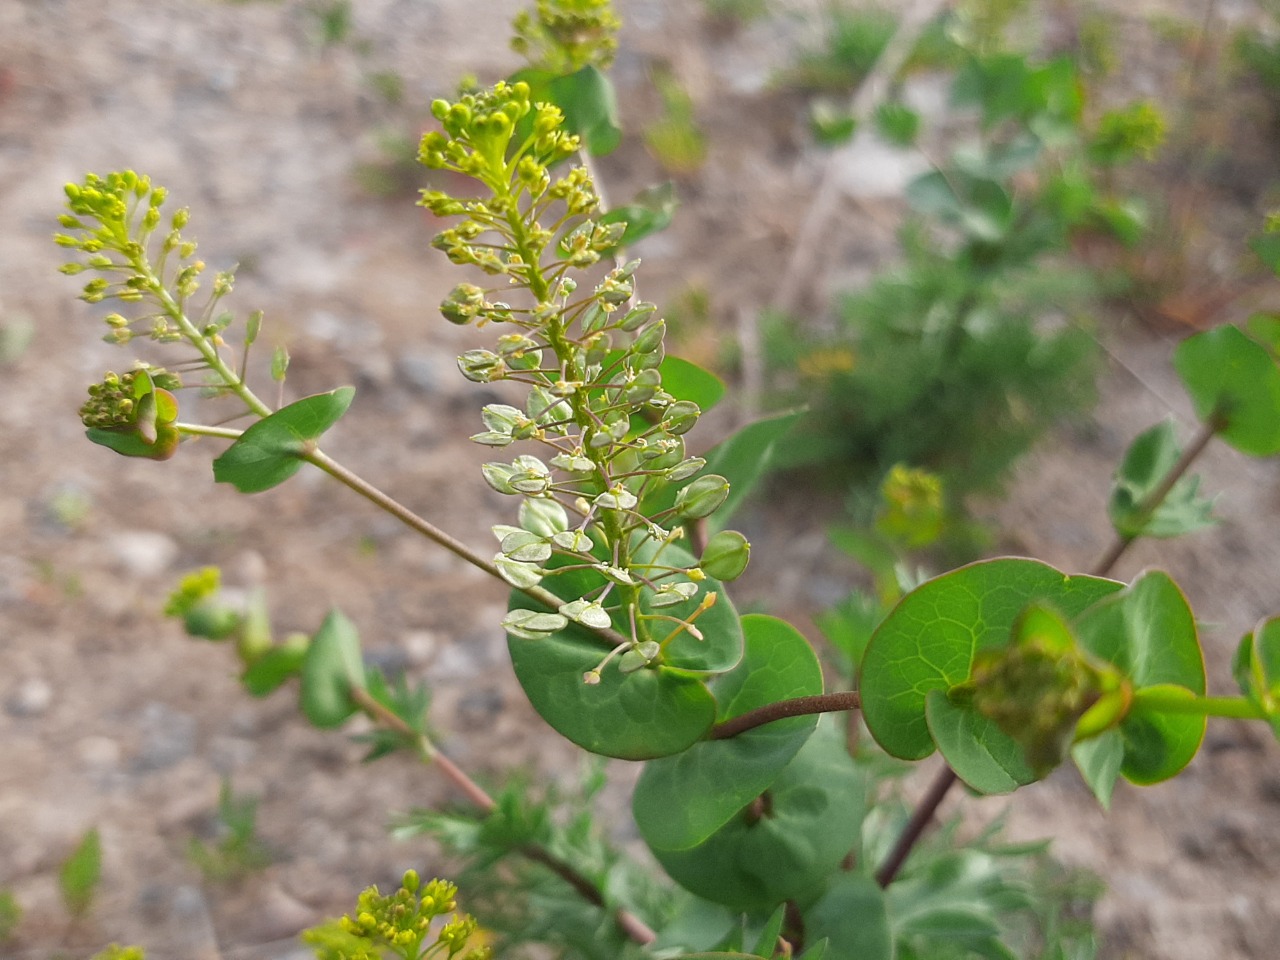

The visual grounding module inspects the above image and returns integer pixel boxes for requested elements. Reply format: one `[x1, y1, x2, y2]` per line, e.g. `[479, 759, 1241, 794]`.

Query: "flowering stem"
[301, 447, 630, 649]
[132, 255, 275, 420]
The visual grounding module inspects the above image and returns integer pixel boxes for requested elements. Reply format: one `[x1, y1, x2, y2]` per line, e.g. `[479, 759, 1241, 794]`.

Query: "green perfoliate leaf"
[648, 718, 864, 910]
[59, 827, 102, 918]
[85, 369, 181, 460]
[1174, 325, 1280, 456]
[660, 355, 725, 412]
[1072, 571, 1206, 785]
[557, 65, 622, 155]
[925, 691, 1036, 795]
[803, 875, 893, 960]
[240, 637, 308, 697]
[213, 387, 354, 493]
[633, 615, 822, 852]
[524, 64, 621, 156]
[300, 609, 366, 729]
[861, 559, 1122, 761]
[510, 629, 715, 759]
[642, 409, 805, 530]
[598, 181, 678, 249]
[1108, 420, 1216, 539]
[506, 542, 741, 759]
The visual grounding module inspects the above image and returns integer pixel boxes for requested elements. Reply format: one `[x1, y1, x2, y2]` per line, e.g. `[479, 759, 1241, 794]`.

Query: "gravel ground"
[3, 2, 1280, 958]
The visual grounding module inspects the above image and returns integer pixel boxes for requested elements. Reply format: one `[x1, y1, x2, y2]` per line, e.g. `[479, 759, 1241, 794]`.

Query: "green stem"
[175, 422, 244, 441]
[300, 447, 630, 649]
[1131, 688, 1264, 719]
[177, 425, 631, 650]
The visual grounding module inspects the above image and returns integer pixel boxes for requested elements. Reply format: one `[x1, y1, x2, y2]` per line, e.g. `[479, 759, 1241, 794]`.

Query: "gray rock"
[134, 701, 198, 772]
[397, 350, 451, 394]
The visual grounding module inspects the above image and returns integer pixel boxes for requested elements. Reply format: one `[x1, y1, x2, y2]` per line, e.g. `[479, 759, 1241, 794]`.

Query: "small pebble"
[400, 629, 437, 665]
[5, 677, 52, 716]
[108, 531, 180, 579]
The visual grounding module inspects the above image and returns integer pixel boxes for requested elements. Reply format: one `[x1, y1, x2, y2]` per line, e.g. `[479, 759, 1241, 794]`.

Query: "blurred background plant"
[762, 4, 1164, 552]
[187, 780, 274, 884]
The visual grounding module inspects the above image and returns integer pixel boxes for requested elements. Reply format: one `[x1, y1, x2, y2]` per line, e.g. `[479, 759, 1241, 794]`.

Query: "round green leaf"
[861, 559, 1123, 761]
[659, 355, 725, 412]
[1235, 617, 1280, 743]
[641, 409, 805, 530]
[509, 627, 716, 759]
[213, 387, 355, 493]
[549, 65, 622, 156]
[633, 615, 823, 851]
[649, 718, 864, 910]
[1072, 729, 1125, 808]
[1072, 571, 1206, 784]
[506, 542, 738, 759]
[1174, 325, 1280, 456]
[597, 181, 678, 250]
[300, 608, 366, 729]
[925, 690, 1036, 795]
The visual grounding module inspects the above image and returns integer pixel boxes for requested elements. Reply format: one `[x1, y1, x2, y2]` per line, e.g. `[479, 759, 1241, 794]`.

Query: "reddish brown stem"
[875, 765, 959, 887]
[1089, 415, 1221, 578]
[348, 688, 656, 943]
[709, 691, 861, 740]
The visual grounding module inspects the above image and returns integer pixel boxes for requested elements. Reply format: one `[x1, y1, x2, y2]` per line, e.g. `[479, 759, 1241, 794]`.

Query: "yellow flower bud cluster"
[309, 871, 489, 960]
[511, 0, 621, 74]
[79, 365, 181, 431]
